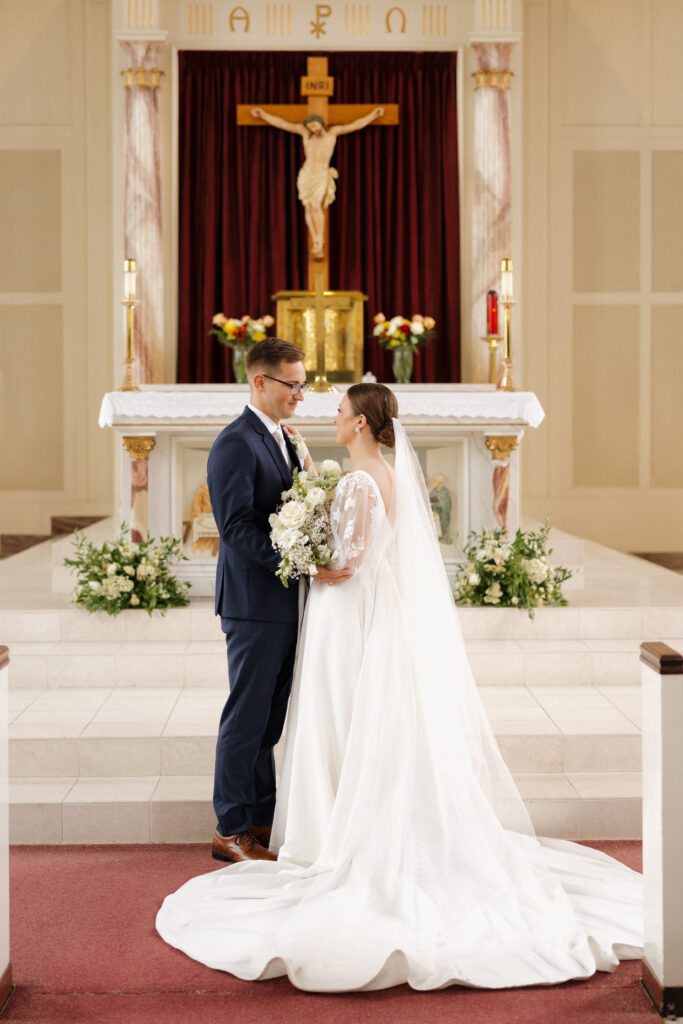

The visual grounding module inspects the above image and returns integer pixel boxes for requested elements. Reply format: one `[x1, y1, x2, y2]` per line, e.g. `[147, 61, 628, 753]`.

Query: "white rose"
[124, 565, 135, 576]
[320, 459, 342, 477]
[410, 321, 425, 335]
[468, 572, 480, 586]
[304, 486, 325, 510]
[278, 501, 307, 529]
[88, 581, 102, 592]
[107, 563, 118, 575]
[279, 527, 301, 551]
[308, 564, 318, 576]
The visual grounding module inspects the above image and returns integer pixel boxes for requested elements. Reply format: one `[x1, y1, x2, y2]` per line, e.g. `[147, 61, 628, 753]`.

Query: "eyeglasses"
[262, 373, 310, 397]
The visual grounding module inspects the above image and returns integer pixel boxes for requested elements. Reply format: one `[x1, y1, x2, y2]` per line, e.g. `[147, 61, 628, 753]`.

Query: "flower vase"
[392, 347, 414, 384]
[232, 347, 248, 384]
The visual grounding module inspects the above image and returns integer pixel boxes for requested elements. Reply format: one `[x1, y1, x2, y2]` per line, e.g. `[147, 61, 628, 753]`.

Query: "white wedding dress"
[157, 420, 642, 992]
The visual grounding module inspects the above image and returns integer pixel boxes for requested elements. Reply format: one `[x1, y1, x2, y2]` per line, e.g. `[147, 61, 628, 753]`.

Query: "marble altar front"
[99, 385, 544, 595]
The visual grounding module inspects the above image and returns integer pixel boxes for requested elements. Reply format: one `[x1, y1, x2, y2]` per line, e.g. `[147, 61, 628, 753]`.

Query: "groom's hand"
[315, 566, 353, 586]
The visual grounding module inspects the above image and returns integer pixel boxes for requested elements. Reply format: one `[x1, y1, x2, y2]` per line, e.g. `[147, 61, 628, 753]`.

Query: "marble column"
[121, 42, 165, 383]
[122, 436, 156, 541]
[485, 435, 518, 533]
[470, 42, 515, 384]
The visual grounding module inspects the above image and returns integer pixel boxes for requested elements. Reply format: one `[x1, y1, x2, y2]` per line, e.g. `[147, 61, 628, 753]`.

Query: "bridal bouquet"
[210, 313, 275, 349]
[64, 525, 191, 615]
[454, 520, 572, 618]
[270, 461, 342, 587]
[372, 312, 436, 351]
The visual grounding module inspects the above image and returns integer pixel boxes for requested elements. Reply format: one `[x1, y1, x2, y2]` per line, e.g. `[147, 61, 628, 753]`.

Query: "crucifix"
[237, 56, 398, 292]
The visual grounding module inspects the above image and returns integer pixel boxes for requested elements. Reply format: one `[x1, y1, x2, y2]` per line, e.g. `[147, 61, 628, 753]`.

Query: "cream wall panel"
[0, 0, 72, 125]
[561, 0, 641, 126]
[573, 150, 639, 292]
[651, 305, 683, 489]
[652, 151, 683, 293]
[0, 150, 62, 292]
[0, 305, 64, 490]
[652, 0, 683, 126]
[572, 304, 639, 488]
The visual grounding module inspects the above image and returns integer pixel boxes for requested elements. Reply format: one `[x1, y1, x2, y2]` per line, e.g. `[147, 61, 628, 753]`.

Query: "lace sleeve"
[330, 472, 381, 571]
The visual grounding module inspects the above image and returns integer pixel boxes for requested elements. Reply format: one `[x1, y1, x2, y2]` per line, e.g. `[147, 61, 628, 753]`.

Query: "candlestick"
[486, 290, 498, 336]
[501, 257, 513, 300]
[480, 334, 503, 385]
[497, 297, 518, 392]
[119, 258, 141, 392]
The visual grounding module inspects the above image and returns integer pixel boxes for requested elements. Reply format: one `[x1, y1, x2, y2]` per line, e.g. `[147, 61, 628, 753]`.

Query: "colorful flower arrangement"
[453, 521, 572, 618]
[270, 461, 343, 587]
[64, 526, 191, 615]
[210, 313, 275, 350]
[372, 312, 436, 351]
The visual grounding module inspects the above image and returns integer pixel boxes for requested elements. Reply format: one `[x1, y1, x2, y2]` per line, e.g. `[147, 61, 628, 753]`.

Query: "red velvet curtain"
[177, 50, 460, 383]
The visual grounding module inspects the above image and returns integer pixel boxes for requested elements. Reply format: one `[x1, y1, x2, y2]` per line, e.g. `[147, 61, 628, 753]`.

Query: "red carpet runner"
[6, 841, 656, 1023]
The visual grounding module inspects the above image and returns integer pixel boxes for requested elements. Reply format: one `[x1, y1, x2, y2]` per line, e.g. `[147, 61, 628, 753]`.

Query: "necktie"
[274, 427, 290, 467]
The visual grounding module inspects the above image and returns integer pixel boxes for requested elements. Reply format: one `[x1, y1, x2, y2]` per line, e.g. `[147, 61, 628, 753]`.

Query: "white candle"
[501, 258, 513, 300]
[124, 257, 137, 299]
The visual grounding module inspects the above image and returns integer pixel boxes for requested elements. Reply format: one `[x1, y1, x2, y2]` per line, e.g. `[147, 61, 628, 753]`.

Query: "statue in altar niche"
[429, 473, 453, 545]
[188, 481, 219, 556]
[251, 106, 384, 259]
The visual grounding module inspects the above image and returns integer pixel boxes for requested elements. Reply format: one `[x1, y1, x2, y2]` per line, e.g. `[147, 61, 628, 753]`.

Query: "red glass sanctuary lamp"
[486, 290, 498, 336]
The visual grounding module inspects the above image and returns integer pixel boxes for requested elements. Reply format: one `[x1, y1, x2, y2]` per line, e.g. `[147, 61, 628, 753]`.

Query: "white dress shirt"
[248, 403, 291, 468]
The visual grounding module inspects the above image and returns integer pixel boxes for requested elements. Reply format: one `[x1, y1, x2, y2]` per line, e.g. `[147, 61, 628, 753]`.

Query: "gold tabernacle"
[273, 287, 367, 386]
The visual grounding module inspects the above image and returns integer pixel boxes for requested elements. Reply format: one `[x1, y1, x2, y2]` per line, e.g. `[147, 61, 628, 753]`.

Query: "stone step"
[8, 685, 641, 780]
[2, 603, 682, 652]
[8, 770, 641, 844]
[5, 635, 679, 690]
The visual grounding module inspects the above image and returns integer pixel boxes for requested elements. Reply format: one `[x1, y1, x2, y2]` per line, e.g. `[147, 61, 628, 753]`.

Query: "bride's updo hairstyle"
[347, 383, 399, 448]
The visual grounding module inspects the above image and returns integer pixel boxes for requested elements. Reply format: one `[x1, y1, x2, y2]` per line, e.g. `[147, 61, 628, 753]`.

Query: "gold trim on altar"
[273, 290, 367, 383]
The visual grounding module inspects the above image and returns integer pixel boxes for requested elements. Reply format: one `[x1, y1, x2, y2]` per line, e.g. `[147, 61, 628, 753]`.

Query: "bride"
[157, 382, 642, 992]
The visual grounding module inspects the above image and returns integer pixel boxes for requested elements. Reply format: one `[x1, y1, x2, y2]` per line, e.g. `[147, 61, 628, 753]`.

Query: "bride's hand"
[315, 566, 353, 587]
[283, 423, 315, 472]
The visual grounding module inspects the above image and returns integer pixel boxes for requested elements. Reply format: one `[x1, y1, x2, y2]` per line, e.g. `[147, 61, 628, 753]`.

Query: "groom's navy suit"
[207, 406, 301, 836]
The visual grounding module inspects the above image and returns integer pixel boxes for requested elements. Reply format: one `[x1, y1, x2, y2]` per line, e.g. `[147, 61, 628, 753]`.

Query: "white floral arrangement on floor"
[453, 521, 572, 618]
[270, 461, 342, 587]
[64, 526, 191, 615]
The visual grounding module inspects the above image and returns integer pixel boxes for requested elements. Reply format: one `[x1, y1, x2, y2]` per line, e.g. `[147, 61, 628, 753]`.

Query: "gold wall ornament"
[121, 67, 164, 89]
[310, 3, 332, 38]
[187, 2, 214, 34]
[422, 4, 448, 36]
[228, 5, 250, 31]
[385, 5, 407, 31]
[485, 435, 518, 462]
[266, 4, 292, 34]
[344, 4, 370, 34]
[122, 436, 156, 461]
[127, 0, 155, 29]
[471, 69, 514, 90]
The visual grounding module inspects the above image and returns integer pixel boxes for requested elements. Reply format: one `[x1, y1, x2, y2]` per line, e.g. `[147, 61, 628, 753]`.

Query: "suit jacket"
[207, 406, 301, 622]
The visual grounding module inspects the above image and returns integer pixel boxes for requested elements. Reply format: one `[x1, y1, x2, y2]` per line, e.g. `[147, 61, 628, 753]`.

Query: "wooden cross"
[237, 56, 398, 291]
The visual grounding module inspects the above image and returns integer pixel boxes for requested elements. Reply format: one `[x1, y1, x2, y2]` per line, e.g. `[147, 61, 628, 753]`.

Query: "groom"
[207, 337, 350, 863]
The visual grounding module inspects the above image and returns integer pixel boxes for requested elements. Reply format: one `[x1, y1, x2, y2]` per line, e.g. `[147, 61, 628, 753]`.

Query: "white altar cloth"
[98, 385, 545, 430]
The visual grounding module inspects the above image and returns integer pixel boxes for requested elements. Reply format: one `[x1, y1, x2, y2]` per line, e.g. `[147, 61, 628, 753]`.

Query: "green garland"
[64, 525, 191, 615]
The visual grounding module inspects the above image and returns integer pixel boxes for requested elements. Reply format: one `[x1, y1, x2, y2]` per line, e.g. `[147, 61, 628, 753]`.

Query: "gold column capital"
[472, 69, 514, 90]
[485, 435, 518, 461]
[122, 436, 156, 461]
[121, 67, 164, 89]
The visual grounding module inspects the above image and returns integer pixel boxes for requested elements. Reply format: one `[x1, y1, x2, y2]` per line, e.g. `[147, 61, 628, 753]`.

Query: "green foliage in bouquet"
[454, 520, 572, 618]
[64, 525, 191, 615]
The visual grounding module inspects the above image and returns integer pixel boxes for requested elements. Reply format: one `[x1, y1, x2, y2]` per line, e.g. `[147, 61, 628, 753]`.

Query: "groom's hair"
[246, 338, 305, 377]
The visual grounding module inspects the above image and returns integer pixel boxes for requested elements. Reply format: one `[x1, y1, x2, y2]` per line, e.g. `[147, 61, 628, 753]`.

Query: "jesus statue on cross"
[251, 105, 384, 259]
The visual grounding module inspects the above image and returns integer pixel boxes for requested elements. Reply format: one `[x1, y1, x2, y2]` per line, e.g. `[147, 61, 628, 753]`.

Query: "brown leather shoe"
[250, 823, 272, 848]
[212, 829, 277, 863]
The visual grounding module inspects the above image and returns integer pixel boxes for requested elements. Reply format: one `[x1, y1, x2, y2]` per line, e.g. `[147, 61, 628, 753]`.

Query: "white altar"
[99, 385, 545, 595]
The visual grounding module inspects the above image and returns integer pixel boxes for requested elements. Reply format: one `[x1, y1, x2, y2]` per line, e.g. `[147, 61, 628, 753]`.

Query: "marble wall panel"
[651, 305, 683, 489]
[573, 151, 639, 293]
[572, 304, 639, 488]
[652, 152, 683, 293]
[0, 150, 61, 292]
[0, 305, 64, 490]
[561, 0, 640, 126]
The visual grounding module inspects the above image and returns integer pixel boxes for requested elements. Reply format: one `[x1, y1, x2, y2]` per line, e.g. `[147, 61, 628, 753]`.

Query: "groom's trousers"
[215, 617, 298, 836]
